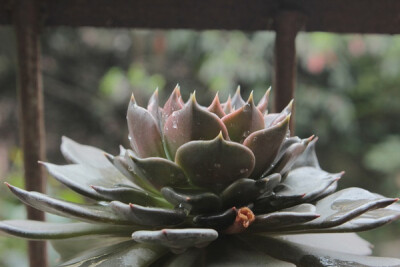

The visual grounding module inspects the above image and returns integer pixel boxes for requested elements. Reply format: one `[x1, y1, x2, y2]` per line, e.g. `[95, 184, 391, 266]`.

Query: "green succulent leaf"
[164, 94, 229, 158]
[243, 115, 290, 179]
[123, 151, 161, 194]
[52, 236, 132, 263]
[105, 150, 139, 184]
[132, 228, 218, 253]
[207, 93, 226, 118]
[90, 185, 171, 207]
[267, 136, 313, 176]
[221, 92, 265, 143]
[163, 85, 184, 117]
[240, 234, 400, 267]
[0, 220, 133, 239]
[60, 240, 167, 267]
[161, 187, 222, 214]
[280, 188, 399, 232]
[199, 236, 295, 266]
[230, 86, 246, 110]
[193, 208, 237, 230]
[221, 95, 233, 114]
[281, 233, 373, 256]
[175, 133, 255, 191]
[249, 204, 320, 233]
[41, 162, 134, 200]
[60, 136, 113, 168]
[220, 175, 280, 209]
[110, 201, 186, 227]
[256, 87, 271, 114]
[127, 94, 166, 158]
[263, 100, 293, 128]
[147, 88, 163, 129]
[129, 155, 189, 190]
[6, 184, 143, 225]
[160, 248, 203, 267]
[292, 137, 321, 170]
[322, 202, 400, 233]
[276, 167, 343, 203]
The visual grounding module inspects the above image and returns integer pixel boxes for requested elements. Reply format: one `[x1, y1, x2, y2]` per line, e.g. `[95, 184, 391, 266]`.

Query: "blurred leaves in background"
[0, 27, 399, 264]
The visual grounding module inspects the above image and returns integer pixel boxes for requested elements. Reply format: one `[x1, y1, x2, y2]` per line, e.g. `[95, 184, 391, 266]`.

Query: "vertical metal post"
[14, 0, 48, 266]
[273, 11, 305, 134]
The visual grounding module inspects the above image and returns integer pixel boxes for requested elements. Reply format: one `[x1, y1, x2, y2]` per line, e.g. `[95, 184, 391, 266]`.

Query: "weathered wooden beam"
[273, 11, 305, 134]
[2, 0, 400, 34]
[14, 0, 48, 266]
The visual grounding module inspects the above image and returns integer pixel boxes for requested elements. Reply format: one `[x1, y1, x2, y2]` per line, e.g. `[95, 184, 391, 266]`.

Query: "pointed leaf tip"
[130, 93, 136, 104]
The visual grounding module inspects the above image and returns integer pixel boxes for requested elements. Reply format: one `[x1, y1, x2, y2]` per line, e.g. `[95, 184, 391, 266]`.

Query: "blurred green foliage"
[0, 27, 399, 264]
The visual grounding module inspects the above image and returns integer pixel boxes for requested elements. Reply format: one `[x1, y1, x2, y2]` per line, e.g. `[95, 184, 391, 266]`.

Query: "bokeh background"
[0, 28, 399, 266]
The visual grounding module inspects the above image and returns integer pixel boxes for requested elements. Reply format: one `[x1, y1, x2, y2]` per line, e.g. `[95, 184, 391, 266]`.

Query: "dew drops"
[214, 163, 221, 169]
[243, 103, 251, 112]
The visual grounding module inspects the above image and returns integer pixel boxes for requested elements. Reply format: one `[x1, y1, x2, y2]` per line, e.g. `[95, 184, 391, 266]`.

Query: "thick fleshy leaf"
[0, 220, 132, 239]
[274, 136, 301, 161]
[249, 204, 320, 233]
[161, 187, 221, 214]
[322, 202, 400, 233]
[164, 94, 229, 158]
[175, 133, 255, 191]
[202, 236, 295, 266]
[230, 86, 246, 110]
[129, 155, 189, 190]
[193, 208, 237, 230]
[41, 162, 135, 200]
[207, 93, 225, 118]
[110, 201, 186, 227]
[281, 233, 373, 256]
[275, 167, 343, 203]
[105, 151, 153, 192]
[280, 188, 399, 232]
[313, 181, 338, 202]
[257, 87, 271, 114]
[60, 240, 167, 267]
[221, 95, 233, 114]
[52, 236, 130, 263]
[147, 88, 163, 131]
[292, 136, 321, 169]
[123, 151, 160, 194]
[160, 248, 202, 267]
[6, 184, 135, 224]
[60, 137, 113, 168]
[6, 184, 183, 226]
[163, 85, 184, 117]
[240, 234, 400, 267]
[127, 94, 166, 158]
[90, 185, 171, 207]
[220, 174, 280, 209]
[221, 92, 265, 143]
[264, 100, 293, 128]
[132, 228, 218, 253]
[243, 115, 290, 179]
[266, 136, 313, 176]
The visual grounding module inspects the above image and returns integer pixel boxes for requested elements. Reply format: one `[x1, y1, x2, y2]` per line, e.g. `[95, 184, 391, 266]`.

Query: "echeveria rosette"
[1, 86, 400, 266]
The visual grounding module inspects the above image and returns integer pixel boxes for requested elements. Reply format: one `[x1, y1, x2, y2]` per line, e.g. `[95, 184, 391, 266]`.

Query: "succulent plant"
[1, 86, 400, 266]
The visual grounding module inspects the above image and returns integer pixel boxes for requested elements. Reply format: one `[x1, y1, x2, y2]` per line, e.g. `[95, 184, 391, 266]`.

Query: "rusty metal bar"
[1, 0, 400, 33]
[273, 11, 305, 134]
[14, 0, 48, 266]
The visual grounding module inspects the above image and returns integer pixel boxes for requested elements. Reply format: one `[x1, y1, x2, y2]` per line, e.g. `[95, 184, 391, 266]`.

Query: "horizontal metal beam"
[1, 0, 400, 34]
